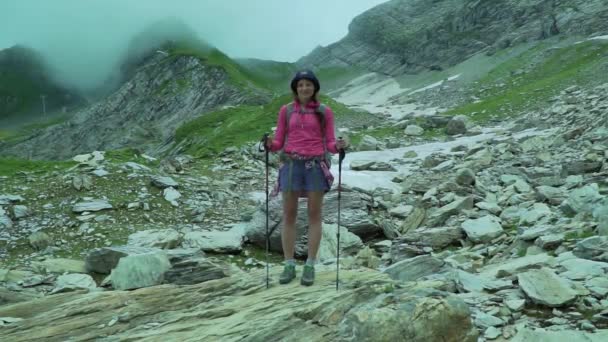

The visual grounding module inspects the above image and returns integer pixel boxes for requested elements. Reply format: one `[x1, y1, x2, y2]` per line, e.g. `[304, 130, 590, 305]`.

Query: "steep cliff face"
[1, 49, 270, 160]
[298, 0, 608, 75]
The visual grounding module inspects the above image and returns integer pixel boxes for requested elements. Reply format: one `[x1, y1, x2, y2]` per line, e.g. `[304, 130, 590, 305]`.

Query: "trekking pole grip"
[260, 133, 269, 152]
[338, 137, 346, 162]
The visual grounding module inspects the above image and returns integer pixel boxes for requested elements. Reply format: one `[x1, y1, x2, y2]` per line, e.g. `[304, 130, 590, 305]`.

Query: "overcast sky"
[0, 0, 388, 91]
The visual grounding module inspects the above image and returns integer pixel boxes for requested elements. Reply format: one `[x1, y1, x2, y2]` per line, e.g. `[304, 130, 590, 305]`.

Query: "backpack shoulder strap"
[316, 103, 330, 162]
[283, 102, 295, 150]
[316, 103, 327, 131]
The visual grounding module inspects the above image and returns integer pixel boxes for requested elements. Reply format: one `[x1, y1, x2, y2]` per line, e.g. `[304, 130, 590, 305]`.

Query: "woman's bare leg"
[306, 191, 324, 261]
[282, 191, 300, 259]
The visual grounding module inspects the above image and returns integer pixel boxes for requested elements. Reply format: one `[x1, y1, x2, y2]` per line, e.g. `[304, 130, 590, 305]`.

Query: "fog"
[0, 0, 388, 93]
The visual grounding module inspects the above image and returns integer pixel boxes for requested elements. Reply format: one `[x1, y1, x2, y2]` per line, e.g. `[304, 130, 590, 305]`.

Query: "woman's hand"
[265, 134, 274, 149]
[336, 137, 349, 150]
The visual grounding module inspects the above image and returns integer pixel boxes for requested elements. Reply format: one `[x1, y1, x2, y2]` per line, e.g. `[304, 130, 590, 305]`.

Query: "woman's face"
[296, 79, 315, 101]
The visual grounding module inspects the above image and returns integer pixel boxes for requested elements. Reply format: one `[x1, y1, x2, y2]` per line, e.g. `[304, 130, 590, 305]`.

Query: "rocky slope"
[0, 47, 271, 160]
[2, 2, 608, 341]
[298, 0, 608, 75]
[1, 78, 608, 340]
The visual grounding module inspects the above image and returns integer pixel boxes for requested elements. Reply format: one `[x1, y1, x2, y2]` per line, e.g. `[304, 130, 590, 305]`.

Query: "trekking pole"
[336, 137, 346, 291]
[259, 133, 270, 289]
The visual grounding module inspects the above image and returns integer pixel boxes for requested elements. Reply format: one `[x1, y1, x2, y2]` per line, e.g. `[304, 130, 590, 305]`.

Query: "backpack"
[282, 102, 333, 168]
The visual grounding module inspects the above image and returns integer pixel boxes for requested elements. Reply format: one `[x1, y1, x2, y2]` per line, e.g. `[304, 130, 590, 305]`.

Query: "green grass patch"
[316, 66, 367, 91]
[168, 43, 273, 92]
[445, 40, 608, 122]
[175, 94, 364, 157]
[0, 157, 76, 176]
[104, 148, 160, 168]
[349, 125, 403, 146]
[0, 114, 69, 144]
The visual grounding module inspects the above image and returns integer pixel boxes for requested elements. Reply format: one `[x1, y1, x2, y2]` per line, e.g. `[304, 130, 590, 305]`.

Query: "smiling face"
[296, 79, 316, 103]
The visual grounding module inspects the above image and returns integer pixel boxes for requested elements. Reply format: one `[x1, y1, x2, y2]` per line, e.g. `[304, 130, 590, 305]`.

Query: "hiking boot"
[301, 265, 315, 286]
[279, 264, 296, 284]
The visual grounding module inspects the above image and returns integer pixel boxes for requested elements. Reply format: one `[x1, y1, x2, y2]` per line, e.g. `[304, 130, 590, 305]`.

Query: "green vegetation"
[0, 157, 75, 176]
[564, 230, 595, 240]
[0, 115, 69, 144]
[316, 66, 367, 91]
[175, 94, 364, 157]
[0, 46, 72, 119]
[168, 43, 274, 91]
[349, 125, 403, 146]
[446, 40, 608, 122]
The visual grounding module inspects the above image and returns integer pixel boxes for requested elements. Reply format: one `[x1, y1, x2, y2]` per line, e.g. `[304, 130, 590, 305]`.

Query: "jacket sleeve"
[324, 106, 339, 154]
[270, 105, 287, 152]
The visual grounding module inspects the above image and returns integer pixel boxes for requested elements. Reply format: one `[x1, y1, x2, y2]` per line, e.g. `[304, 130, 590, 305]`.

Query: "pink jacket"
[269, 101, 339, 156]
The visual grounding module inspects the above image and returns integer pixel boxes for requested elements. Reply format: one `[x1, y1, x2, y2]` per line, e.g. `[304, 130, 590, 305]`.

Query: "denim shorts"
[278, 158, 330, 193]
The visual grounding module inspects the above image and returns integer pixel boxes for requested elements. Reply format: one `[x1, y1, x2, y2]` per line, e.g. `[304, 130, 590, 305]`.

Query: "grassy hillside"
[0, 46, 79, 119]
[175, 94, 368, 157]
[446, 39, 608, 122]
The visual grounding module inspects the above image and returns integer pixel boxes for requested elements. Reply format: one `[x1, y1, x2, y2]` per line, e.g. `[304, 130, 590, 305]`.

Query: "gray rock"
[446, 118, 467, 135]
[12, 205, 30, 219]
[427, 196, 474, 227]
[453, 270, 488, 293]
[389, 204, 414, 219]
[455, 168, 476, 186]
[535, 234, 564, 250]
[561, 161, 603, 176]
[0, 212, 12, 229]
[110, 251, 171, 290]
[339, 294, 477, 342]
[358, 135, 380, 151]
[404, 125, 424, 136]
[474, 311, 504, 329]
[536, 186, 566, 205]
[403, 150, 418, 158]
[585, 277, 608, 297]
[481, 253, 555, 278]
[151, 176, 179, 189]
[182, 227, 245, 254]
[0, 194, 25, 204]
[518, 224, 560, 241]
[383, 255, 447, 282]
[512, 327, 608, 342]
[573, 236, 608, 262]
[72, 174, 93, 191]
[52, 274, 97, 294]
[461, 215, 503, 243]
[350, 160, 396, 171]
[561, 184, 603, 216]
[399, 206, 426, 234]
[28, 231, 52, 251]
[72, 200, 113, 213]
[317, 224, 363, 261]
[559, 257, 608, 280]
[517, 268, 578, 307]
[519, 203, 552, 226]
[484, 326, 501, 340]
[85, 246, 161, 274]
[475, 201, 502, 215]
[247, 191, 378, 255]
[505, 299, 526, 311]
[164, 257, 230, 285]
[398, 226, 464, 249]
[163, 187, 181, 205]
[127, 229, 181, 249]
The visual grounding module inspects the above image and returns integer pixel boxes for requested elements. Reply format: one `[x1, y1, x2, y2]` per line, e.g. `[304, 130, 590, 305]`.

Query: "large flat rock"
[0, 268, 477, 342]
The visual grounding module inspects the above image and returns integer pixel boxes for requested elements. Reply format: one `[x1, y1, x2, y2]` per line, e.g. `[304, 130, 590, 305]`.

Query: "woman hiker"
[265, 70, 348, 286]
